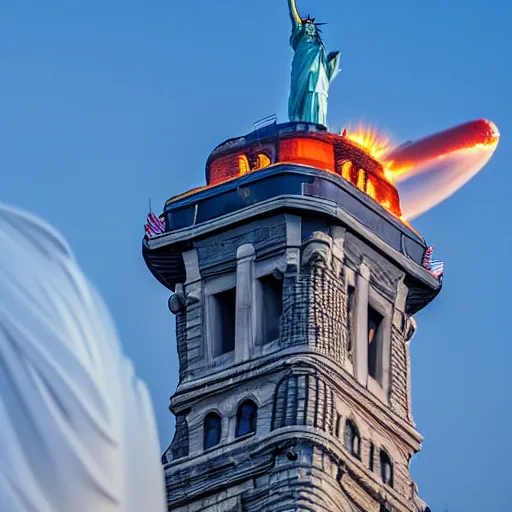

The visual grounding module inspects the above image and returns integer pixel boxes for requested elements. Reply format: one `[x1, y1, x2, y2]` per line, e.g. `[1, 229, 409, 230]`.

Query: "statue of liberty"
[287, 0, 341, 127]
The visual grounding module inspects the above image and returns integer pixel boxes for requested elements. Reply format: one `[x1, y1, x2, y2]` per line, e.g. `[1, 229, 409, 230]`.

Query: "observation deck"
[143, 121, 441, 314]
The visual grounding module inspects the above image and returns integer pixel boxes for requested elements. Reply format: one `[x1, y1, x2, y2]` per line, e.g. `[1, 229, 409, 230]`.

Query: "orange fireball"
[345, 119, 500, 220]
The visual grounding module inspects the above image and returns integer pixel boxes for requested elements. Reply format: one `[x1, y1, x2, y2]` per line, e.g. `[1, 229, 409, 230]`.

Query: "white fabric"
[0, 204, 166, 512]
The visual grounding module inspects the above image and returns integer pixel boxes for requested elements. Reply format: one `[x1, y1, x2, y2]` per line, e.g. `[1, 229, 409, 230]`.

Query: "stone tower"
[143, 121, 441, 511]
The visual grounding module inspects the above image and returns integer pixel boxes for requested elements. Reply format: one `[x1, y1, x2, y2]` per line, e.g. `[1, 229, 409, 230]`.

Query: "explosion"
[169, 119, 500, 227]
[345, 119, 500, 220]
[345, 125, 392, 161]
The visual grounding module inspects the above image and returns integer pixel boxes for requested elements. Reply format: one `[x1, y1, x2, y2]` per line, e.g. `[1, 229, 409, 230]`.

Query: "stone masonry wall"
[281, 247, 348, 365]
[165, 220, 429, 511]
[389, 324, 409, 419]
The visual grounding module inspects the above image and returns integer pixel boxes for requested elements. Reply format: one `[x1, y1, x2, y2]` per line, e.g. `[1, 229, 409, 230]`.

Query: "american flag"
[422, 246, 444, 279]
[422, 246, 434, 268]
[145, 211, 165, 238]
[429, 260, 444, 279]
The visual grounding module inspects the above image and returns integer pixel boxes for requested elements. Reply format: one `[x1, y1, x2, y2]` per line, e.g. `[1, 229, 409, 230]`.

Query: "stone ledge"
[165, 428, 421, 512]
[146, 194, 438, 291]
[171, 349, 422, 451]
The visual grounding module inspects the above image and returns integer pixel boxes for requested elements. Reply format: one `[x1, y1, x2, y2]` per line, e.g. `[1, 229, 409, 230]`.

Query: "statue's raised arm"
[288, 0, 302, 28]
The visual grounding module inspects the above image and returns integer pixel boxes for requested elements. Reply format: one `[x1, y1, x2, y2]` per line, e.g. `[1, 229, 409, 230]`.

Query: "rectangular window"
[368, 306, 384, 382]
[279, 137, 335, 172]
[259, 274, 283, 344]
[211, 287, 236, 357]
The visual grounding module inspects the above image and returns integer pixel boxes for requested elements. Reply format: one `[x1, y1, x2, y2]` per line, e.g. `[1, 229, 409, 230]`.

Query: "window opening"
[259, 274, 283, 343]
[340, 160, 358, 186]
[254, 153, 271, 170]
[356, 169, 366, 191]
[380, 450, 394, 487]
[368, 306, 384, 381]
[203, 412, 222, 450]
[236, 400, 258, 437]
[279, 137, 335, 172]
[211, 288, 236, 357]
[369, 443, 375, 472]
[238, 154, 250, 174]
[344, 420, 361, 459]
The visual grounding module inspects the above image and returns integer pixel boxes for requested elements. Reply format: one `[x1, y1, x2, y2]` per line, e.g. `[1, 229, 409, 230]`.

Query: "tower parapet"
[144, 121, 440, 511]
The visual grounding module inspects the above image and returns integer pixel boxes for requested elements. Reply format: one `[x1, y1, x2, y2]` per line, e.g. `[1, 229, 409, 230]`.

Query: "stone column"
[235, 244, 256, 363]
[179, 249, 203, 380]
[354, 261, 370, 386]
[331, 225, 346, 277]
[391, 279, 414, 421]
[284, 214, 301, 275]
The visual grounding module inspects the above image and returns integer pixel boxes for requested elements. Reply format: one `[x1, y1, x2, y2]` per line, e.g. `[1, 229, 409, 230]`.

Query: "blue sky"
[1, 1, 510, 510]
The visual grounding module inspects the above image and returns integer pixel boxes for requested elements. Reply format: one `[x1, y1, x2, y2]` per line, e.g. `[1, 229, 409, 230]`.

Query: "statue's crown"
[304, 14, 316, 23]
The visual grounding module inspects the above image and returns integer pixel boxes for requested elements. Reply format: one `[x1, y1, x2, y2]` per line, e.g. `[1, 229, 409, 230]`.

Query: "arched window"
[380, 449, 394, 487]
[236, 400, 258, 437]
[340, 160, 358, 185]
[356, 168, 366, 191]
[203, 412, 222, 450]
[238, 154, 250, 174]
[344, 420, 361, 459]
[253, 152, 271, 170]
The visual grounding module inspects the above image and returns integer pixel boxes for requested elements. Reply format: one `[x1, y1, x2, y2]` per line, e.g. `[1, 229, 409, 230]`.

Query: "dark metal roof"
[163, 164, 425, 259]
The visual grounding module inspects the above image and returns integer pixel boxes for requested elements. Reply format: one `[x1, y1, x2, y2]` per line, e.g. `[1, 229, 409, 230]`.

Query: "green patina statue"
[287, 0, 341, 127]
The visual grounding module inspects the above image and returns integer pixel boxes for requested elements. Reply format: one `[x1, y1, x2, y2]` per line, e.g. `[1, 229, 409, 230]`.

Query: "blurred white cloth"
[0, 204, 166, 512]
